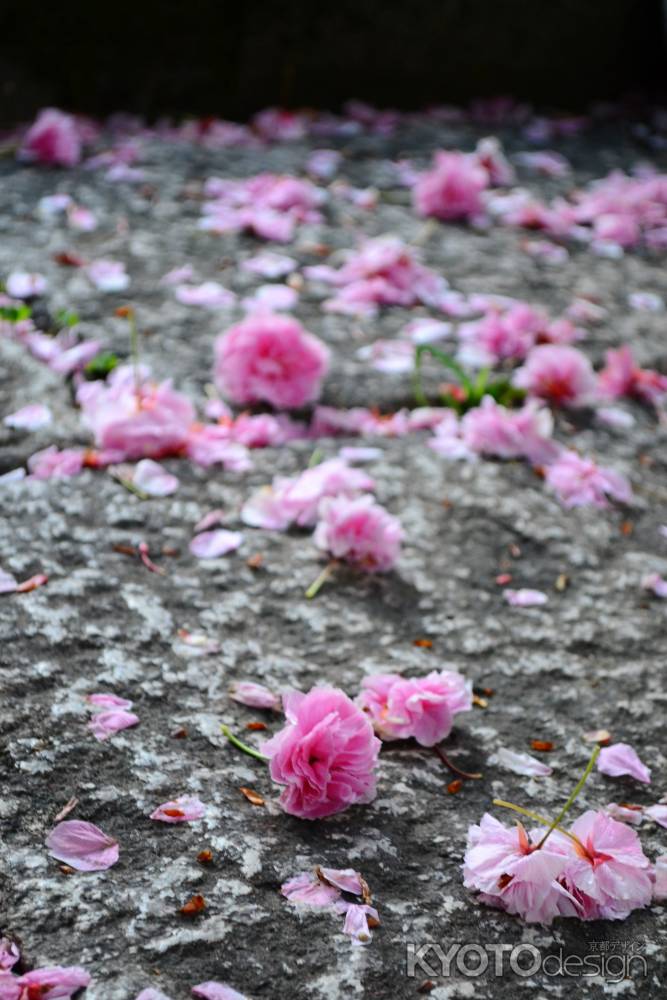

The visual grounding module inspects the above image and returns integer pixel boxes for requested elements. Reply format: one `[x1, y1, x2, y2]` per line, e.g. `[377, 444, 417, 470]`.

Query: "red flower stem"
[432, 743, 482, 780]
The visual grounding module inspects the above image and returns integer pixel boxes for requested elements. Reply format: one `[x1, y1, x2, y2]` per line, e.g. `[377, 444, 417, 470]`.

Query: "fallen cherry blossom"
[598, 743, 652, 784]
[356, 670, 472, 746]
[230, 681, 280, 711]
[46, 820, 119, 871]
[150, 795, 207, 823]
[493, 747, 553, 776]
[86, 259, 130, 292]
[0, 964, 92, 999]
[88, 709, 139, 741]
[189, 530, 244, 559]
[5, 271, 48, 298]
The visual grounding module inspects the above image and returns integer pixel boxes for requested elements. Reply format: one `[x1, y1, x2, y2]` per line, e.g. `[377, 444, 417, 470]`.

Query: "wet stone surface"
[0, 117, 666, 999]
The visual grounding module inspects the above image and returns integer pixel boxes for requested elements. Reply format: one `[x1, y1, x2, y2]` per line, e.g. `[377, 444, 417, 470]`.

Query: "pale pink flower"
[281, 872, 341, 907]
[643, 572, 667, 598]
[192, 982, 247, 1000]
[174, 282, 235, 309]
[86, 259, 129, 292]
[357, 670, 471, 746]
[513, 345, 597, 407]
[306, 149, 342, 180]
[544, 450, 633, 508]
[132, 459, 180, 497]
[3, 403, 52, 430]
[593, 213, 640, 247]
[559, 811, 653, 920]
[46, 820, 119, 871]
[150, 795, 207, 823]
[463, 814, 571, 924]
[627, 291, 663, 312]
[503, 589, 549, 608]
[314, 495, 403, 572]
[460, 397, 558, 465]
[5, 271, 48, 298]
[230, 681, 280, 711]
[263, 688, 381, 819]
[19, 108, 82, 166]
[598, 743, 651, 784]
[2, 965, 91, 999]
[458, 305, 542, 365]
[214, 313, 329, 409]
[88, 709, 139, 741]
[0, 940, 19, 971]
[78, 365, 195, 460]
[493, 747, 553, 777]
[189, 530, 244, 559]
[160, 264, 195, 286]
[27, 446, 84, 479]
[413, 151, 488, 221]
[598, 345, 667, 407]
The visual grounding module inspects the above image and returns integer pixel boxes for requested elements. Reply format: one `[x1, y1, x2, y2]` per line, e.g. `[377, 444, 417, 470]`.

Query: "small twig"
[432, 744, 482, 780]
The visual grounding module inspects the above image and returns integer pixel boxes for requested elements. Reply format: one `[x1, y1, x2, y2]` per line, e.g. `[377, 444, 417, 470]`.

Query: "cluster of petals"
[544, 450, 633, 509]
[513, 345, 597, 407]
[0, 964, 91, 999]
[598, 345, 667, 408]
[262, 687, 381, 819]
[305, 236, 450, 316]
[413, 151, 489, 221]
[457, 302, 581, 367]
[200, 172, 324, 242]
[356, 670, 472, 745]
[18, 108, 83, 167]
[314, 494, 403, 572]
[463, 809, 653, 924]
[214, 312, 329, 409]
[455, 396, 559, 465]
[282, 866, 379, 945]
[87, 691, 139, 741]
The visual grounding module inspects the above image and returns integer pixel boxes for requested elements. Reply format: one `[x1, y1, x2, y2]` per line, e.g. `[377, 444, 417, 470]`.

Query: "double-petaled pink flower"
[356, 670, 472, 746]
[314, 495, 403, 573]
[214, 313, 329, 409]
[262, 688, 381, 819]
[513, 345, 597, 407]
[413, 151, 488, 221]
[544, 450, 633, 508]
[19, 108, 82, 167]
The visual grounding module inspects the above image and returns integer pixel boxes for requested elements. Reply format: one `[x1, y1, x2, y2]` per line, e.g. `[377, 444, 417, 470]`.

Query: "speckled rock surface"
[1, 117, 666, 999]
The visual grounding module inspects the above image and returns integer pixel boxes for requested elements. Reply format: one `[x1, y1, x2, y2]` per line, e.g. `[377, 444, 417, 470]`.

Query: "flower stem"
[492, 799, 586, 851]
[433, 744, 482, 780]
[221, 724, 269, 763]
[535, 744, 600, 850]
[305, 560, 338, 600]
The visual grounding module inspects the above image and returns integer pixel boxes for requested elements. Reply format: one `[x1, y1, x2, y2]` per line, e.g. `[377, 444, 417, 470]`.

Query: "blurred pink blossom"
[314, 494, 403, 572]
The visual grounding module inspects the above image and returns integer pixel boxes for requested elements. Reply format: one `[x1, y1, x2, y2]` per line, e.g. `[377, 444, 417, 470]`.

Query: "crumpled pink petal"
[338, 902, 379, 945]
[88, 693, 133, 710]
[598, 743, 651, 784]
[3, 403, 52, 430]
[88, 709, 140, 741]
[150, 795, 207, 823]
[604, 802, 644, 825]
[230, 681, 280, 710]
[0, 939, 19, 971]
[189, 530, 244, 559]
[318, 867, 365, 896]
[192, 983, 247, 1000]
[132, 459, 180, 497]
[281, 872, 341, 908]
[46, 820, 119, 871]
[135, 990, 173, 1000]
[503, 588, 548, 607]
[494, 747, 553, 777]
[5, 965, 91, 999]
[645, 804, 667, 828]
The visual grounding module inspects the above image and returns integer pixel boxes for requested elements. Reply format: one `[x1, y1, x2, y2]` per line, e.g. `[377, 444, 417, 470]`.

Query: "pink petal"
[132, 459, 180, 497]
[88, 709, 140, 741]
[189, 530, 244, 559]
[16, 573, 49, 593]
[3, 403, 52, 430]
[494, 747, 553, 777]
[0, 570, 18, 595]
[88, 693, 133, 709]
[192, 983, 247, 1000]
[604, 802, 644, 825]
[150, 795, 207, 823]
[16, 966, 91, 999]
[598, 743, 651, 784]
[318, 867, 365, 896]
[230, 681, 280, 711]
[193, 510, 226, 533]
[0, 938, 19, 971]
[135, 990, 173, 1000]
[645, 804, 667, 828]
[642, 573, 667, 598]
[281, 872, 341, 908]
[654, 856, 667, 901]
[503, 588, 549, 607]
[46, 820, 119, 871]
[339, 902, 379, 944]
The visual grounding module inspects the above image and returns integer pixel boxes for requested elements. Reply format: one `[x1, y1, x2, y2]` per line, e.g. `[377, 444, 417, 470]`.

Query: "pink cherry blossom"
[413, 151, 488, 221]
[263, 687, 381, 819]
[192, 982, 247, 1000]
[160, 264, 195, 286]
[458, 304, 543, 366]
[150, 795, 207, 823]
[3, 403, 52, 430]
[2, 965, 91, 999]
[189, 530, 244, 559]
[558, 811, 653, 920]
[281, 872, 341, 907]
[0, 940, 19, 971]
[132, 459, 180, 497]
[67, 204, 97, 232]
[88, 709, 139, 741]
[27, 447, 85, 480]
[513, 345, 597, 407]
[503, 589, 549, 608]
[5, 271, 48, 298]
[627, 291, 663, 312]
[544, 450, 633, 508]
[86, 259, 130, 292]
[598, 743, 651, 784]
[230, 412, 303, 448]
[230, 681, 280, 711]
[46, 820, 119, 871]
[514, 150, 571, 177]
[78, 365, 195, 460]
[314, 495, 403, 572]
[19, 108, 82, 166]
[598, 345, 667, 407]
[214, 313, 329, 409]
[357, 670, 472, 746]
[493, 747, 553, 777]
[460, 397, 558, 465]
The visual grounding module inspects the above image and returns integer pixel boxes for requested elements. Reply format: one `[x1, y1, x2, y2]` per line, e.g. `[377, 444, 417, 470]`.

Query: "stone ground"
[0, 115, 666, 999]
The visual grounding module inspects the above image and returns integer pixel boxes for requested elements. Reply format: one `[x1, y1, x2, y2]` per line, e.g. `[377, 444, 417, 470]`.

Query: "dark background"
[0, 0, 665, 125]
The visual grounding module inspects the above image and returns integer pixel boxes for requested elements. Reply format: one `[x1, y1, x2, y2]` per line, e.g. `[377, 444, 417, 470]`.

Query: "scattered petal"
[493, 747, 553, 777]
[189, 530, 244, 559]
[46, 820, 119, 871]
[598, 743, 651, 784]
[150, 795, 207, 823]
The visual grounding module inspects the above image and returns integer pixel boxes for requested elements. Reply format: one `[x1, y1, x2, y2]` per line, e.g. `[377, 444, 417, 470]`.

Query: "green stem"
[305, 560, 338, 599]
[492, 799, 585, 851]
[221, 724, 269, 763]
[117, 476, 150, 501]
[413, 344, 475, 407]
[535, 744, 600, 849]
